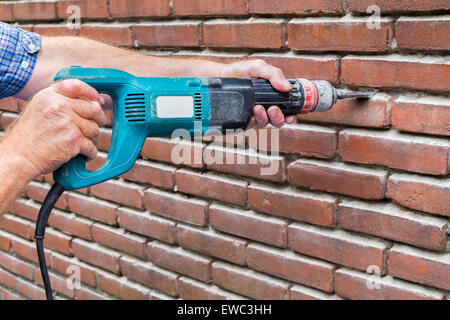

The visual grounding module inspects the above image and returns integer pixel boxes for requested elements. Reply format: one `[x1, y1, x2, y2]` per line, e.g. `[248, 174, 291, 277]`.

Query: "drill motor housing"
[53, 67, 339, 190]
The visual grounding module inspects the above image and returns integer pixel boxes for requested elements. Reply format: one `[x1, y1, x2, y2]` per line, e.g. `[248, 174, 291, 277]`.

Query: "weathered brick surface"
[288, 18, 393, 52]
[388, 245, 450, 291]
[1, 0, 449, 301]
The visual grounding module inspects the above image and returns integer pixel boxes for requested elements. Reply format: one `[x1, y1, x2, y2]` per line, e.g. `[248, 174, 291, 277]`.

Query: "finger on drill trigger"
[267, 106, 285, 128]
[53, 79, 102, 104]
[79, 137, 98, 161]
[70, 98, 106, 127]
[253, 105, 268, 128]
[71, 113, 100, 144]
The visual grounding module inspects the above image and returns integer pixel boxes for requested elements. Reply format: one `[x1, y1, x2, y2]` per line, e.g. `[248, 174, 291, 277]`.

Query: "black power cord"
[34, 182, 65, 300]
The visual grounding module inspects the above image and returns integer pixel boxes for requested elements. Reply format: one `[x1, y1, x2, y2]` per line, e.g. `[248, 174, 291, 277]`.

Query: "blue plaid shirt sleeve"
[0, 22, 41, 99]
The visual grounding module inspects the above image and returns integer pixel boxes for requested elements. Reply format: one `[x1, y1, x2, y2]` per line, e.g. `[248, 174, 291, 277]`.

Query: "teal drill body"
[52, 66, 370, 190]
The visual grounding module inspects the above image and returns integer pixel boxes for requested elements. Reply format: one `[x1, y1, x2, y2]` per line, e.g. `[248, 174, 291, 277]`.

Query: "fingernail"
[99, 96, 105, 105]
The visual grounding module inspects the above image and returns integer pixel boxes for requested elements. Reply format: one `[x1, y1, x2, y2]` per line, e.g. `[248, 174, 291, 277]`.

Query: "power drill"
[35, 66, 374, 299]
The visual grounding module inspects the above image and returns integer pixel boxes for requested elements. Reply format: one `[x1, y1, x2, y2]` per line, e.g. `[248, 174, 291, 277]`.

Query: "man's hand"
[2, 79, 106, 178]
[221, 59, 297, 129]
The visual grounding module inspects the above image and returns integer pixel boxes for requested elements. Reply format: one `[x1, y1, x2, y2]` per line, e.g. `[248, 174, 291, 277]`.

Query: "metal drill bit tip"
[337, 90, 375, 100]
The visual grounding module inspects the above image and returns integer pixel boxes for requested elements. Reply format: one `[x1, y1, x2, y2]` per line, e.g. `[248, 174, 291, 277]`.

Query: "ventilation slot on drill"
[194, 93, 202, 120]
[124, 93, 146, 122]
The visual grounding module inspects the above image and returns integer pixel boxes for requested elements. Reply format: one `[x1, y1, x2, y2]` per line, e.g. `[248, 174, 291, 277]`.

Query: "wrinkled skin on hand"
[3, 79, 106, 177]
[221, 59, 297, 129]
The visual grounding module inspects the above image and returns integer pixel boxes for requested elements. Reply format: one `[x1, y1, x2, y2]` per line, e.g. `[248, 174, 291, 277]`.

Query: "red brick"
[96, 127, 111, 152]
[178, 277, 244, 300]
[0, 97, 19, 112]
[176, 224, 248, 265]
[110, 0, 170, 17]
[0, 2, 13, 21]
[143, 188, 208, 226]
[389, 245, 450, 291]
[387, 174, 450, 217]
[0, 268, 16, 289]
[117, 207, 176, 244]
[0, 232, 12, 252]
[98, 272, 150, 300]
[67, 192, 118, 225]
[290, 284, 342, 300]
[36, 271, 75, 298]
[2, 288, 24, 300]
[92, 223, 147, 259]
[71, 238, 121, 274]
[0, 215, 34, 240]
[11, 236, 50, 266]
[299, 93, 391, 128]
[212, 261, 289, 300]
[249, 0, 344, 14]
[392, 95, 450, 136]
[247, 243, 335, 292]
[7, 198, 40, 221]
[51, 252, 98, 287]
[26, 181, 67, 210]
[288, 159, 387, 199]
[79, 25, 132, 47]
[141, 138, 205, 169]
[174, 0, 247, 15]
[16, 279, 45, 300]
[147, 242, 212, 283]
[205, 145, 286, 182]
[335, 268, 444, 300]
[288, 223, 387, 272]
[48, 208, 92, 240]
[209, 204, 288, 247]
[0, 251, 33, 280]
[339, 129, 450, 175]
[288, 18, 393, 52]
[342, 55, 450, 92]
[119, 256, 178, 296]
[348, 0, 449, 13]
[252, 124, 337, 159]
[203, 20, 284, 49]
[248, 184, 337, 227]
[77, 286, 108, 300]
[396, 17, 450, 50]
[175, 169, 248, 206]
[249, 54, 340, 83]
[339, 201, 448, 251]
[57, 0, 108, 19]
[90, 179, 143, 209]
[134, 23, 200, 47]
[44, 228, 72, 255]
[12, 1, 57, 21]
[121, 160, 175, 190]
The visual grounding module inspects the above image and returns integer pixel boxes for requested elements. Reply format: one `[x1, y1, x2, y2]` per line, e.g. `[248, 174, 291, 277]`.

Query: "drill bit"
[336, 90, 375, 100]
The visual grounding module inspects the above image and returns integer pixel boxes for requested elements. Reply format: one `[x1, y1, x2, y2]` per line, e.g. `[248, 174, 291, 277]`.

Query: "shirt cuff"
[0, 24, 41, 99]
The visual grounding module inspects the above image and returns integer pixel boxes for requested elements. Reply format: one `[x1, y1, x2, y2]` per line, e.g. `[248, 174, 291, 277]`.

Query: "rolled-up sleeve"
[0, 22, 41, 99]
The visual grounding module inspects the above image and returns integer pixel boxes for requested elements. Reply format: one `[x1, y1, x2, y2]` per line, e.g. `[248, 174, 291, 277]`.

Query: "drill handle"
[53, 67, 147, 190]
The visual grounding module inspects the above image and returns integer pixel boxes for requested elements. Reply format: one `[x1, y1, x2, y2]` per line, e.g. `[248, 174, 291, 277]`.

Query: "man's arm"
[0, 80, 105, 217]
[16, 37, 295, 127]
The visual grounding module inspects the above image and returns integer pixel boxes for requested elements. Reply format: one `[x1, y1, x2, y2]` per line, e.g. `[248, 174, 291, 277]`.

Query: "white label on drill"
[156, 96, 194, 118]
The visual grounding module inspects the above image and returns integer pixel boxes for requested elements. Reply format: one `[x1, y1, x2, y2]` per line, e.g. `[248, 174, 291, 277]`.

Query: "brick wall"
[0, 0, 449, 300]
